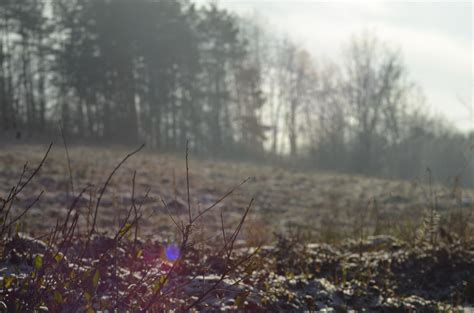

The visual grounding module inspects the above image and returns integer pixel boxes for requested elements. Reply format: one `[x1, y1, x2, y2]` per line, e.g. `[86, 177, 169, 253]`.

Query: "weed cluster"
[0, 144, 257, 311]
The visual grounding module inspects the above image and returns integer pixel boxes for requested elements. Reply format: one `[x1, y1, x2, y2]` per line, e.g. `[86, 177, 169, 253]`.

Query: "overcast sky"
[197, 0, 473, 132]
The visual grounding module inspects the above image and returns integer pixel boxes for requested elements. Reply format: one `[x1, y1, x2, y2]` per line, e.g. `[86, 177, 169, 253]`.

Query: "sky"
[197, 0, 473, 132]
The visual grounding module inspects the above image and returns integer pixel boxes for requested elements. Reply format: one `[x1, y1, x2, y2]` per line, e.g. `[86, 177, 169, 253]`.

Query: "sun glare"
[164, 244, 180, 263]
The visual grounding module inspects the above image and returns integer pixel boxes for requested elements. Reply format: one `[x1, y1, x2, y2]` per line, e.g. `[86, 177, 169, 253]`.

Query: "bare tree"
[272, 38, 315, 157]
[341, 31, 411, 174]
[304, 60, 347, 169]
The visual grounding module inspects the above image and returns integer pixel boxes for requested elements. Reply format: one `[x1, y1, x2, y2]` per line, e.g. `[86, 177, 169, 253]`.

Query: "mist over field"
[0, 0, 473, 311]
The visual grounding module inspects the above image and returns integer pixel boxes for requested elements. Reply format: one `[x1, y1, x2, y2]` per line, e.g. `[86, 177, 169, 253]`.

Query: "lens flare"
[164, 244, 180, 262]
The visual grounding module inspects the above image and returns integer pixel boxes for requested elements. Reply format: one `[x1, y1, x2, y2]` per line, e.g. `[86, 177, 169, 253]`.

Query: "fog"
[209, 1, 473, 132]
[0, 0, 473, 186]
[1, 1, 474, 311]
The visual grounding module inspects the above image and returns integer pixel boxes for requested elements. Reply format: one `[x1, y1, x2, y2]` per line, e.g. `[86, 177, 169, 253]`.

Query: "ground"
[0, 144, 473, 311]
[1, 144, 472, 242]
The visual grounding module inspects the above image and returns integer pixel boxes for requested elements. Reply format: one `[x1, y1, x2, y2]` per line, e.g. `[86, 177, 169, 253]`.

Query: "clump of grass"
[0, 143, 258, 311]
[413, 168, 474, 248]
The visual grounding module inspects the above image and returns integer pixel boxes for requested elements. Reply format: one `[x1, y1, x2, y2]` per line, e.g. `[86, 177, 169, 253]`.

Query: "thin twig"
[89, 144, 144, 236]
[18, 143, 52, 197]
[186, 140, 192, 224]
[60, 121, 75, 197]
[191, 177, 251, 224]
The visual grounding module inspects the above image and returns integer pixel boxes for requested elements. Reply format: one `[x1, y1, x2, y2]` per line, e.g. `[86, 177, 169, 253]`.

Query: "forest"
[0, 0, 473, 186]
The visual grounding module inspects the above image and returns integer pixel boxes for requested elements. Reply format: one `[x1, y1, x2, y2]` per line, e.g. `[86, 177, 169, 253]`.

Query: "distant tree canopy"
[0, 0, 473, 186]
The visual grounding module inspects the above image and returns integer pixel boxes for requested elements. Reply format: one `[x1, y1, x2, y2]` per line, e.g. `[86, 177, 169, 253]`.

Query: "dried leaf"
[119, 223, 132, 237]
[92, 269, 100, 289]
[4, 276, 14, 288]
[54, 252, 64, 263]
[34, 255, 43, 270]
[235, 291, 249, 308]
[136, 249, 143, 258]
[54, 291, 63, 304]
[153, 275, 167, 292]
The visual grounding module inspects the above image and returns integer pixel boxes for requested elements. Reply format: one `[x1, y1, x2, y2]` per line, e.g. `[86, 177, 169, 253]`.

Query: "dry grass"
[1, 144, 472, 244]
[0, 143, 473, 311]
[0, 143, 258, 311]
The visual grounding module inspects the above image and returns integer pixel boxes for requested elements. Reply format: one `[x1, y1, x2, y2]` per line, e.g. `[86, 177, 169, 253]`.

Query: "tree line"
[0, 0, 472, 186]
